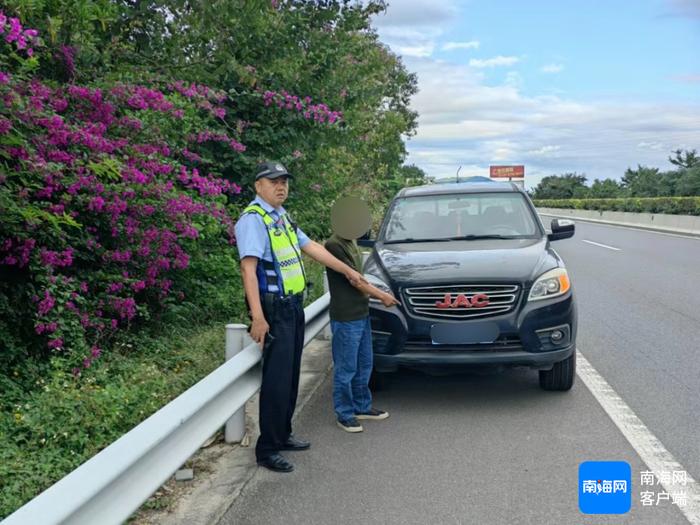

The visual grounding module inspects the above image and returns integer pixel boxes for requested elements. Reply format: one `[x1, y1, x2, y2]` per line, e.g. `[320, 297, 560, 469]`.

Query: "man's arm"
[301, 240, 366, 285]
[351, 279, 400, 307]
[240, 256, 269, 346]
[323, 239, 399, 307]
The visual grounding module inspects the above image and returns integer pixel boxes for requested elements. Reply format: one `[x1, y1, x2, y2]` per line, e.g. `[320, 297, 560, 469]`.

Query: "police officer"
[235, 161, 366, 473]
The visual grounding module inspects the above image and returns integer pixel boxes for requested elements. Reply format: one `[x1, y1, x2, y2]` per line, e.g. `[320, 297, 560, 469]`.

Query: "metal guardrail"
[3, 292, 331, 525]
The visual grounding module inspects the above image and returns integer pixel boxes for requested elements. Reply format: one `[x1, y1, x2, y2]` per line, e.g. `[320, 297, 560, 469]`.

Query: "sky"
[371, 0, 700, 188]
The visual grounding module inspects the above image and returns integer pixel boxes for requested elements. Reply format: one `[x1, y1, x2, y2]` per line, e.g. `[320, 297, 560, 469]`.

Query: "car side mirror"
[357, 229, 375, 247]
[548, 219, 575, 241]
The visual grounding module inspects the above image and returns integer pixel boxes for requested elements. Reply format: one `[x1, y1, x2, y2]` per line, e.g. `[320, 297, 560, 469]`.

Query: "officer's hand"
[380, 292, 400, 308]
[250, 316, 270, 347]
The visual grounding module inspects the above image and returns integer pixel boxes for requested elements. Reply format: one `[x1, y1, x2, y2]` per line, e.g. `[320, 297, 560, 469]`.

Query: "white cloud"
[671, 74, 700, 83]
[442, 40, 480, 51]
[371, 3, 700, 188]
[505, 71, 523, 88]
[541, 63, 564, 73]
[393, 44, 435, 58]
[372, 0, 458, 27]
[469, 56, 520, 68]
[528, 145, 562, 157]
[372, 18, 444, 58]
[665, 0, 700, 18]
[397, 55, 700, 187]
[637, 141, 665, 151]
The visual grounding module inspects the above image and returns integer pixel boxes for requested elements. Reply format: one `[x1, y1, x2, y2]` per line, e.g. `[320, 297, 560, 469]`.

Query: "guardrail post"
[225, 323, 248, 443]
[320, 271, 332, 340]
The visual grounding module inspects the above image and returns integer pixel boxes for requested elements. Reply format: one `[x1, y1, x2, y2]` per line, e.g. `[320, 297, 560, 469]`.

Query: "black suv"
[360, 181, 577, 391]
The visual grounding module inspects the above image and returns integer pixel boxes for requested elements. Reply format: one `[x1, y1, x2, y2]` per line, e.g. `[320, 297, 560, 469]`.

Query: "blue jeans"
[330, 316, 373, 421]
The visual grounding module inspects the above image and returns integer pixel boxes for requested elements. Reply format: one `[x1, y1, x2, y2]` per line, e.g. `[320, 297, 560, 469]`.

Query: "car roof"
[396, 181, 524, 198]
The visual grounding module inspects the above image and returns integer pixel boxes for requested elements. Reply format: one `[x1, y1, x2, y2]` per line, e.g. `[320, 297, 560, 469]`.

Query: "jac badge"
[435, 293, 489, 309]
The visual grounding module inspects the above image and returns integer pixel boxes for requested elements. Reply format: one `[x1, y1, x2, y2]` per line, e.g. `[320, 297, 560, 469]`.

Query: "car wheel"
[539, 351, 576, 391]
[369, 368, 389, 391]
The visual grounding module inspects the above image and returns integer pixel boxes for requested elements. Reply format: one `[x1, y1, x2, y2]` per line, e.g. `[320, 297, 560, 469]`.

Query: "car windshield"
[382, 191, 540, 242]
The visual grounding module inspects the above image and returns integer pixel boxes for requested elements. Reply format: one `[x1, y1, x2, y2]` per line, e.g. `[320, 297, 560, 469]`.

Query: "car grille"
[403, 284, 520, 320]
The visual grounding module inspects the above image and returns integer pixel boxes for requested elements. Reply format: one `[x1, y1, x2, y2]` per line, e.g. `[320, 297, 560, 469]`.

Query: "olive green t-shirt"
[324, 234, 369, 321]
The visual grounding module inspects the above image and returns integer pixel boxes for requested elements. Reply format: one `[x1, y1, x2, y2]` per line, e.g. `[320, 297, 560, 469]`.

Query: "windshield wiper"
[443, 234, 518, 241]
[383, 238, 451, 244]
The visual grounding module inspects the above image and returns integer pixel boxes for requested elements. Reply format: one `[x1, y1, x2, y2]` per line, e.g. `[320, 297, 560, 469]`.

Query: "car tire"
[539, 351, 576, 391]
[369, 369, 388, 391]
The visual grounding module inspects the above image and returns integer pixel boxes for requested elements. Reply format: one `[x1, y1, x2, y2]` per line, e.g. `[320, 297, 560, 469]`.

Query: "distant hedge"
[533, 197, 700, 216]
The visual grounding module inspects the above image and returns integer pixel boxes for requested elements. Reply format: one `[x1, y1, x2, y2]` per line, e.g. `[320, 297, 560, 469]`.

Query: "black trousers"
[255, 293, 305, 461]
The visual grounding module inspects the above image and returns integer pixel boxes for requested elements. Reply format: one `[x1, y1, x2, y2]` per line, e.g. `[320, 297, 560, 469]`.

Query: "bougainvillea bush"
[0, 12, 250, 376]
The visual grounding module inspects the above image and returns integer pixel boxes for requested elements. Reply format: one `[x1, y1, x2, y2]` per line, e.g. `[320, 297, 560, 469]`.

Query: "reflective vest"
[241, 204, 307, 296]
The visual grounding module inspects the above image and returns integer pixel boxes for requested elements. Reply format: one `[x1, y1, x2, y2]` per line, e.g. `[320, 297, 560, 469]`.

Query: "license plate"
[430, 322, 500, 345]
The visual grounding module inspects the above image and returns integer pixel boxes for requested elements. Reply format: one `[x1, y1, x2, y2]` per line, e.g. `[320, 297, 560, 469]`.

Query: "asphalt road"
[220, 219, 698, 525]
[546, 219, 700, 483]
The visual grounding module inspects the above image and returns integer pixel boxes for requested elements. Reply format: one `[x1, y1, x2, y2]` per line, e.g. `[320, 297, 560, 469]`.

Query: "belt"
[261, 291, 304, 310]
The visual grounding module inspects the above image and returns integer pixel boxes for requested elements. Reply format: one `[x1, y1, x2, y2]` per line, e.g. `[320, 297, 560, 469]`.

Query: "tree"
[400, 164, 427, 186]
[621, 165, 663, 197]
[669, 149, 699, 169]
[589, 178, 622, 198]
[532, 173, 588, 199]
[675, 166, 700, 196]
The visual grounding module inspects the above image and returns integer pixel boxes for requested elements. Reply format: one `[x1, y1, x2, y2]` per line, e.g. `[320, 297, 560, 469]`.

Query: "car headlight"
[528, 268, 571, 301]
[365, 273, 392, 302]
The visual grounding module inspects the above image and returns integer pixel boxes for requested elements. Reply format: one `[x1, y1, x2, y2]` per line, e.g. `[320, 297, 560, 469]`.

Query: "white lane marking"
[577, 350, 700, 524]
[539, 214, 700, 241]
[582, 239, 621, 251]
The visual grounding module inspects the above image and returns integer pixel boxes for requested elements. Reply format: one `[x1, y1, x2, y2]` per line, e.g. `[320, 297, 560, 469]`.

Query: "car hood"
[370, 238, 556, 285]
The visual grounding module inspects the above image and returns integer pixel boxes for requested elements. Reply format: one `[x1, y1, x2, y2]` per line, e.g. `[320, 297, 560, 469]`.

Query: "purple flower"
[60, 46, 76, 79]
[38, 291, 56, 316]
[47, 338, 63, 350]
[0, 117, 11, 134]
[40, 247, 74, 268]
[107, 282, 124, 293]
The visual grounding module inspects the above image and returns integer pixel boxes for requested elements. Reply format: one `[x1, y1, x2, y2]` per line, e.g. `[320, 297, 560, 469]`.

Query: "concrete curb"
[537, 209, 700, 238]
[135, 338, 333, 525]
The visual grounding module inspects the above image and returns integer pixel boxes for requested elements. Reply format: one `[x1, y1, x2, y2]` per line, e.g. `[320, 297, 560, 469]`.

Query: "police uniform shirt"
[234, 195, 310, 294]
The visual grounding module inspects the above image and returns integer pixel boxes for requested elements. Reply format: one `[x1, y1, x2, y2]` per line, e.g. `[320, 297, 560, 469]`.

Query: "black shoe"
[355, 408, 389, 420]
[257, 453, 294, 473]
[337, 417, 363, 433]
[280, 435, 311, 451]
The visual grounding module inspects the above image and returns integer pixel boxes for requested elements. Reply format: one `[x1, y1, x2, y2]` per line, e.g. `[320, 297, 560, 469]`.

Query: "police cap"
[255, 161, 294, 180]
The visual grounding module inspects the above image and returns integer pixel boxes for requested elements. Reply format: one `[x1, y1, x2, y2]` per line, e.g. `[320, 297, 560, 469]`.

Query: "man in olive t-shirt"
[324, 198, 399, 432]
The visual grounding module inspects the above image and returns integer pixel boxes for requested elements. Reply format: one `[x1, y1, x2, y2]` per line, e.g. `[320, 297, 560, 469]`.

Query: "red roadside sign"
[490, 165, 525, 178]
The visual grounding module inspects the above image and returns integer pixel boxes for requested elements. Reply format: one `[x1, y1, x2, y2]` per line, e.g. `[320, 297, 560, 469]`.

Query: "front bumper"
[369, 291, 577, 372]
[374, 343, 575, 371]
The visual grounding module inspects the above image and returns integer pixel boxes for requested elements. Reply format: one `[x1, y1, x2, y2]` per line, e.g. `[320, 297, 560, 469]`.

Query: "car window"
[383, 192, 539, 241]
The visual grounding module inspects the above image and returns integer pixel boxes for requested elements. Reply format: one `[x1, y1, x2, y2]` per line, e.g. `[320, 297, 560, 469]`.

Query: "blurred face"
[255, 176, 289, 208]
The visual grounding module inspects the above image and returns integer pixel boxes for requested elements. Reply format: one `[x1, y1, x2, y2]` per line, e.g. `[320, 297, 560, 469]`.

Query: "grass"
[0, 257, 325, 519]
